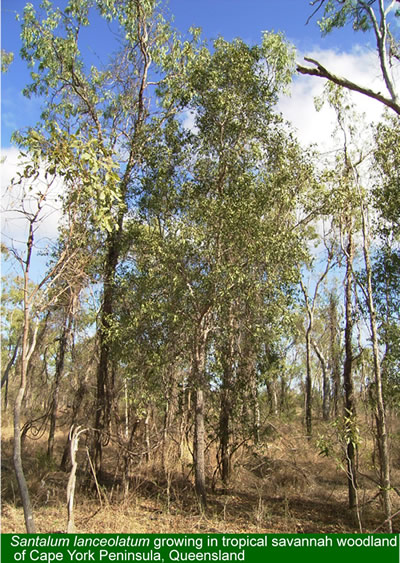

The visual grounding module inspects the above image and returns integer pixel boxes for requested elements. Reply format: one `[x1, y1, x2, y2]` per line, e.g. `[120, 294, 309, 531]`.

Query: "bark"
[304, 324, 313, 437]
[13, 223, 37, 533]
[329, 293, 341, 418]
[300, 254, 333, 437]
[47, 312, 72, 459]
[219, 362, 233, 486]
[93, 230, 120, 476]
[266, 379, 278, 416]
[250, 372, 261, 444]
[343, 225, 358, 510]
[360, 204, 392, 532]
[2, 336, 21, 410]
[192, 314, 210, 509]
[66, 426, 86, 533]
[218, 311, 235, 486]
[312, 339, 330, 421]
[144, 407, 151, 463]
[194, 388, 207, 508]
[60, 374, 89, 471]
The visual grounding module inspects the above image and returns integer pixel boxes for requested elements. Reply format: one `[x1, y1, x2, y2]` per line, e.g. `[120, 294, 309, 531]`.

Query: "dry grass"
[2, 418, 399, 534]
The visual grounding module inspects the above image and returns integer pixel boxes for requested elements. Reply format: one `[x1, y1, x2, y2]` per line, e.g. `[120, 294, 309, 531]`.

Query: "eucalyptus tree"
[135, 33, 316, 504]
[319, 83, 396, 528]
[315, 84, 363, 514]
[299, 0, 400, 115]
[373, 115, 400, 409]
[15, 0, 201, 476]
[374, 114, 400, 237]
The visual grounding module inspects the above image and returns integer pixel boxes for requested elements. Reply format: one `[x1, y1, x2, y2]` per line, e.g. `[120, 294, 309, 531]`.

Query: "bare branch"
[297, 57, 400, 115]
[306, 0, 327, 25]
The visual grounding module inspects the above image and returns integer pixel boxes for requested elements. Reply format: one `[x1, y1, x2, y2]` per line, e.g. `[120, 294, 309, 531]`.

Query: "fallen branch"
[372, 508, 400, 533]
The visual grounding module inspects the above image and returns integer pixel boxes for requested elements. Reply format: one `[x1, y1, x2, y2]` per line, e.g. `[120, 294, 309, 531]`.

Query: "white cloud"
[279, 46, 389, 152]
[181, 109, 199, 133]
[1, 148, 64, 258]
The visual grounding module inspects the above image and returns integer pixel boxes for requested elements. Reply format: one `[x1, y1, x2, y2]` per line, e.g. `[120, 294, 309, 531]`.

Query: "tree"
[4, 151, 84, 532]
[319, 82, 395, 528]
[299, 0, 400, 115]
[135, 32, 315, 505]
[15, 0, 202, 476]
[300, 236, 335, 437]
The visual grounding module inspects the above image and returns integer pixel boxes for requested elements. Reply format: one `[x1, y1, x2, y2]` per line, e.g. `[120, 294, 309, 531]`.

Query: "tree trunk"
[93, 230, 120, 476]
[194, 388, 207, 508]
[218, 312, 236, 486]
[304, 325, 313, 437]
[266, 378, 278, 416]
[361, 206, 392, 532]
[329, 292, 341, 418]
[343, 226, 358, 510]
[60, 375, 89, 471]
[144, 407, 151, 463]
[13, 226, 37, 533]
[219, 364, 232, 486]
[2, 336, 21, 411]
[192, 315, 210, 509]
[48, 312, 71, 459]
[313, 340, 330, 421]
[14, 386, 36, 533]
[250, 373, 261, 444]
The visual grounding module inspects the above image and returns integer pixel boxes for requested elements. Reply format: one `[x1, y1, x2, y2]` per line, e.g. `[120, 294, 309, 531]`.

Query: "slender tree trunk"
[13, 225, 37, 533]
[2, 336, 21, 411]
[219, 364, 232, 486]
[219, 311, 236, 486]
[343, 226, 358, 510]
[161, 393, 170, 473]
[240, 329, 259, 444]
[250, 373, 261, 444]
[93, 230, 120, 476]
[192, 315, 210, 509]
[194, 388, 207, 508]
[361, 207, 392, 532]
[304, 325, 313, 437]
[313, 340, 330, 421]
[144, 407, 151, 463]
[300, 254, 333, 436]
[329, 292, 341, 418]
[266, 378, 278, 416]
[47, 312, 71, 459]
[178, 386, 191, 472]
[279, 375, 288, 414]
[60, 374, 89, 471]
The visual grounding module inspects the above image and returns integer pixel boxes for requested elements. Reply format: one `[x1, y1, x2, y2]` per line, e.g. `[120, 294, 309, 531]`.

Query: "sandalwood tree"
[15, 0, 202, 476]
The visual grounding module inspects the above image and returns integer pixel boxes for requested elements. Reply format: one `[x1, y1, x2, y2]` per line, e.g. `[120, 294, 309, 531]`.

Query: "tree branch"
[296, 57, 400, 115]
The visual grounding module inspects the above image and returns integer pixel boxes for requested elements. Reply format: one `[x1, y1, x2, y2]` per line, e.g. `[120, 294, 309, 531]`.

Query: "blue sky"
[1, 0, 372, 149]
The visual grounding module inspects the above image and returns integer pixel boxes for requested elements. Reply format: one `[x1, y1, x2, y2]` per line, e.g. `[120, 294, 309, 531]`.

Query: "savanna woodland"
[2, 0, 400, 535]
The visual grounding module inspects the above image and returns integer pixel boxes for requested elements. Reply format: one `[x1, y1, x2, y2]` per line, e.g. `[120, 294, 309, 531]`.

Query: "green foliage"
[373, 114, 400, 237]
[1, 49, 14, 73]
[316, 0, 393, 34]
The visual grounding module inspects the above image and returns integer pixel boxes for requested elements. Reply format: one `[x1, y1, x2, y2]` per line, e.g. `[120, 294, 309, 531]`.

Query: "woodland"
[1, 0, 400, 535]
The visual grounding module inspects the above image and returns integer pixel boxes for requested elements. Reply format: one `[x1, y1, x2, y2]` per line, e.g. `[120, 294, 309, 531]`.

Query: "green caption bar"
[1, 534, 398, 563]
